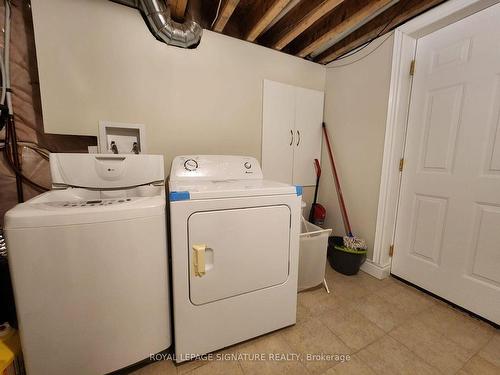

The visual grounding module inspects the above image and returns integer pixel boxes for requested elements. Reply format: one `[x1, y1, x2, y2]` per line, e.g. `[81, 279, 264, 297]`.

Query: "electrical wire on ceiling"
[326, 31, 393, 68]
[1, 0, 50, 199]
[327, 0, 410, 68]
[211, 0, 223, 28]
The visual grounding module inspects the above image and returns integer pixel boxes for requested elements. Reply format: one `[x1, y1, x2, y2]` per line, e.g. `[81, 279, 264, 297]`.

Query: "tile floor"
[130, 268, 499, 375]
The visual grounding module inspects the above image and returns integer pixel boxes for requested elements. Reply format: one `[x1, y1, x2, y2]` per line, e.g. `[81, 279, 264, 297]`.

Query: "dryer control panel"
[170, 155, 264, 182]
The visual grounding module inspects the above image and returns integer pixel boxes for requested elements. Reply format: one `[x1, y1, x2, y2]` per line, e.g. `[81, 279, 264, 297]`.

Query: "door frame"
[369, 0, 500, 279]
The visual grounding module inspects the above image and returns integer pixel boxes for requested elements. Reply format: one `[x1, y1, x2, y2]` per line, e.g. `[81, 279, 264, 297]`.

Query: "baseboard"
[360, 260, 391, 279]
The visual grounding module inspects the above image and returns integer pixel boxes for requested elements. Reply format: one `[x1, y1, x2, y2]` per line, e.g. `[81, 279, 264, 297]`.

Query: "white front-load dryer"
[169, 155, 301, 361]
[5, 153, 171, 375]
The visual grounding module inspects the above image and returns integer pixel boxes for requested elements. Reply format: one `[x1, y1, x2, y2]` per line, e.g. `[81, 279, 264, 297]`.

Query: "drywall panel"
[321, 34, 394, 259]
[30, 0, 325, 172]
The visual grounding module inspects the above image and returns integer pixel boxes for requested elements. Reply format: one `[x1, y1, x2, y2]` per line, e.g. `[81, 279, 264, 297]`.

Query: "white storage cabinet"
[262, 80, 324, 186]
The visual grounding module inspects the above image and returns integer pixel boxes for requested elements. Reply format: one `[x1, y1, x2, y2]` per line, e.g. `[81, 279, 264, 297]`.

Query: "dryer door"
[188, 205, 291, 305]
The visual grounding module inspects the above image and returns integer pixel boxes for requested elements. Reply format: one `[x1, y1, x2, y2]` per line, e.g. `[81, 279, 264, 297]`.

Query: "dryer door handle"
[192, 244, 206, 277]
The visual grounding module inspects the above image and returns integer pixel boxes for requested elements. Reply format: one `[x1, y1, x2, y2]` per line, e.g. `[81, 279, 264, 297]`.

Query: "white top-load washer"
[169, 155, 301, 361]
[4, 153, 171, 375]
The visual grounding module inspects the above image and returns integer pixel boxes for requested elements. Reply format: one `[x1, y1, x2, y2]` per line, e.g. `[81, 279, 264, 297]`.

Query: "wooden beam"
[316, 0, 446, 64]
[170, 0, 189, 20]
[212, 0, 241, 32]
[293, 0, 394, 58]
[245, 0, 293, 42]
[267, 0, 346, 50]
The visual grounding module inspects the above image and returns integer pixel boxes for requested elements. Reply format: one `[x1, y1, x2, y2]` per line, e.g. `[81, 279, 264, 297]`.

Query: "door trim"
[371, 0, 500, 278]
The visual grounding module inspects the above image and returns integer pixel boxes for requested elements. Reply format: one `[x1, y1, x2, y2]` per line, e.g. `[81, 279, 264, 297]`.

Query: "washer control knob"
[184, 159, 198, 171]
[244, 162, 252, 170]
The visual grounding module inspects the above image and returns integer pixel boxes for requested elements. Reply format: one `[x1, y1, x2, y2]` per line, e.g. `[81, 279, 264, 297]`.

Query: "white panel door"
[293, 87, 324, 186]
[188, 205, 291, 305]
[392, 3, 500, 324]
[262, 80, 295, 184]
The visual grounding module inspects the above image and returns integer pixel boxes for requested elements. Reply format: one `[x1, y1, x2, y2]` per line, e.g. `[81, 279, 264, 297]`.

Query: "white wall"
[31, 0, 325, 174]
[31, 0, 395, 256]
[320, 35, 394, 259]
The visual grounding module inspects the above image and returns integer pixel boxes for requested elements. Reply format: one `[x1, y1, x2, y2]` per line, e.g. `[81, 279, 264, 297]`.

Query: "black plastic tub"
[327, 236, 367, 276]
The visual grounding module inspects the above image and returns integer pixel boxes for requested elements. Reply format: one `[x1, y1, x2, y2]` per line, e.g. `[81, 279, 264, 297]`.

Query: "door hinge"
[409, 60, 416, 76]
[389, 244, 394, 257]
[399, 158, 404, 172]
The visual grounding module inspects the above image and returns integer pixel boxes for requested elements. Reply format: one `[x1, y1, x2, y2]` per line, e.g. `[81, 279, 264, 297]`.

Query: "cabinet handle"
[296, 130, 301, 146]
[290, 130, 294, 146]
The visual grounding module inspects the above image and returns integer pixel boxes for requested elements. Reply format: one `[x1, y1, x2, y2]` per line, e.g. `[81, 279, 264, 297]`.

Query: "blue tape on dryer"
[169, 191, 190, 201]
[295, 185, 303, 196]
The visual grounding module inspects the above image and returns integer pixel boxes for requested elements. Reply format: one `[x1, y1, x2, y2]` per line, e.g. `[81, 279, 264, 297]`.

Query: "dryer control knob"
[184, 159, 198, 171]
[244, 162, 252, 169]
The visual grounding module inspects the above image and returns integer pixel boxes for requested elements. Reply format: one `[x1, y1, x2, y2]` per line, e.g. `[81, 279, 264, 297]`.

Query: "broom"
[322, 123, 367, 252]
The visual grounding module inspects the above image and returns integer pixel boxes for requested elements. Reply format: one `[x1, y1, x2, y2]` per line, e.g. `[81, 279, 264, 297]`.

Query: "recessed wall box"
[98, 121, 146, 154]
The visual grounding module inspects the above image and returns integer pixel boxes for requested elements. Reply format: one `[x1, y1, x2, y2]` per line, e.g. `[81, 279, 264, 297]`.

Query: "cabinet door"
[262, 80, 295, 184]
[293, 87, 324, 186]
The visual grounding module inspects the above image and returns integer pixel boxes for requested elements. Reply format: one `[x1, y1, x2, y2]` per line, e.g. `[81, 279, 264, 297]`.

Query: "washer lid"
[169, 179, 300, 201]
[4, 189, 165, 228]
[50, 153, 165, 189]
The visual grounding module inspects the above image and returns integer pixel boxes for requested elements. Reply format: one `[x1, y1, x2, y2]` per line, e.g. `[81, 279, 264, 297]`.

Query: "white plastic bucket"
[298, 219, 332, 291]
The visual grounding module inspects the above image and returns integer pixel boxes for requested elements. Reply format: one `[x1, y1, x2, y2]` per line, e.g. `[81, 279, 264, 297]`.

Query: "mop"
[322, 123, 367, 252]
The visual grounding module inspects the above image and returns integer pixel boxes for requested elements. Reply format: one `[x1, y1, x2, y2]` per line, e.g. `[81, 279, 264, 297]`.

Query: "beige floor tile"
[357, 336, 440, 375]
[324, 265, 341, 282]
[319, 306, 385, 351]
[132, 272, 497, 375]
[325, 270, 399, 293]
[280, 317, 351, 374]
[325, 269, 374, 300]
[175, 358, 208, 375]
[296, 300, 312, 323]
[352, 293, 408, 332]
[298, 287, 352, 317]
[390, 318, 474, 374]
[323, 354, 376, 375]
[417, 304, 495, 352]
[186, 360, 243, 375]
[459, 355, 500, 375]
[130, 359, 178, 375]
[238, 333, 307, 375]
[355, 272, 389, 294]
[173, 337, 249, 374]
[379, 275, 399, 287]
[479, 333, 500, 367]
[375, 282, 435, 316]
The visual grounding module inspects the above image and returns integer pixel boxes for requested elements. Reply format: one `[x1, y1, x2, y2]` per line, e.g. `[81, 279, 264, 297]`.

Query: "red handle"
[322, 123, 352, 236]
[314, 159, 321, 178]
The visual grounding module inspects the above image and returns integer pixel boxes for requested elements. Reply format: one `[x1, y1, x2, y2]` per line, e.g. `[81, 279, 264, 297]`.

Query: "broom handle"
[322, 123, 352, 236]
[312, 159, 321, 204]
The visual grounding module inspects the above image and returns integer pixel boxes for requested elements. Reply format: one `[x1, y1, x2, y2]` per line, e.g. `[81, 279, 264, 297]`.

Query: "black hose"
[9, 116, 24, 202]
[3, 117, 49, 193]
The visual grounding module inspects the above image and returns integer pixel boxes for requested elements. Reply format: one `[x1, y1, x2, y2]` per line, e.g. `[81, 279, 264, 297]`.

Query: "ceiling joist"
[245, 0, 293, 42]
[295, 0, 394, 58]
[170, 0, 189, 20]
[212, 0, 241, 32]
[316, 0, 447, 64]
[261, 0, 346, 50]
[195, 0, 449, 65]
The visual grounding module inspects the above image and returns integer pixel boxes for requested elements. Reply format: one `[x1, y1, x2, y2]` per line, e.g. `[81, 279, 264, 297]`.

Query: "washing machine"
[169, 155, 301, 361]
[4, 153, 171, 375]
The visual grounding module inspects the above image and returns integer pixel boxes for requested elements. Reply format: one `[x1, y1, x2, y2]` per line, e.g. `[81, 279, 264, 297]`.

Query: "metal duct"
[112, 0, 202, 48]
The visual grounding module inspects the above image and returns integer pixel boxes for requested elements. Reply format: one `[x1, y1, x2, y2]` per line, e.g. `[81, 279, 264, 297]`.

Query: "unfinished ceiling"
[170, 0, 448, 64]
